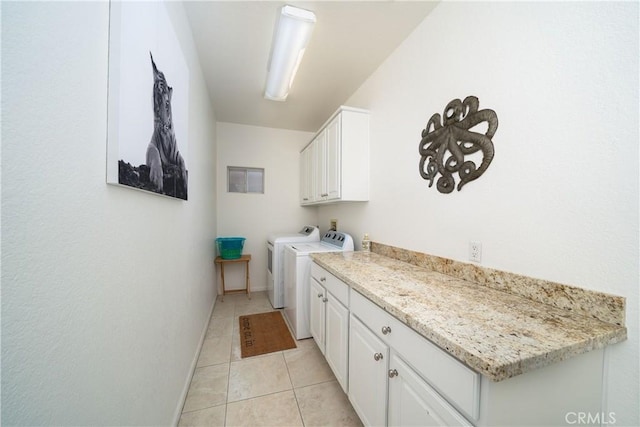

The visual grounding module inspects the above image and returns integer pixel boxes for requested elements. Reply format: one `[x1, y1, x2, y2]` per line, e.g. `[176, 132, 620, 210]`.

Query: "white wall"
[2, 2, 217, 425]
[216, 122, 317, 293]
[318, 2, 639, 425]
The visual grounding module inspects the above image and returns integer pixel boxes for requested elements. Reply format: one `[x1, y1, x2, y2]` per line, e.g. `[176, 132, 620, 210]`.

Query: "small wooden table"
[215, 254, 251, 301]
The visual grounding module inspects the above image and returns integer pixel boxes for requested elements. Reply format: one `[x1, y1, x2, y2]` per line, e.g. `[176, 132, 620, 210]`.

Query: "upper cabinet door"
[299, 106, 369, 206]
[315, 130, 328, 201]
[326, 115, 341, 201]
[300, 145, 312, 205]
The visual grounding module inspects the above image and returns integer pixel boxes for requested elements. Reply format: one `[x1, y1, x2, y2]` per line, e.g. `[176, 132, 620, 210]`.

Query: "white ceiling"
[184, 1, 439, 132]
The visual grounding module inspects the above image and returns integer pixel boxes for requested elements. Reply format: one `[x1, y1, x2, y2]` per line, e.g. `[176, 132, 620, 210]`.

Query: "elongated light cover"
[264, 5, 316, 101]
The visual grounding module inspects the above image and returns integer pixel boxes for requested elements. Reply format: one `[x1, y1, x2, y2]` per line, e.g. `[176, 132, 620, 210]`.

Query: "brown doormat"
[239, 311, 297, 358]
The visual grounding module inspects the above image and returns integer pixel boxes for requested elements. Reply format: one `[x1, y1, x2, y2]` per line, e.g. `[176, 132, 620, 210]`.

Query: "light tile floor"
[179, 291, 363, 427]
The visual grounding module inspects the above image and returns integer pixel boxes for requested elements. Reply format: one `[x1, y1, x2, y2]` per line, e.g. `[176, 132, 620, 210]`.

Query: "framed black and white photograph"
[106, 1, 189, 200]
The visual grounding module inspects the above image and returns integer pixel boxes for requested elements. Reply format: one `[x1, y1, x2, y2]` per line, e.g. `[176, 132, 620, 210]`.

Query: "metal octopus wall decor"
[418, 96, 498, 193]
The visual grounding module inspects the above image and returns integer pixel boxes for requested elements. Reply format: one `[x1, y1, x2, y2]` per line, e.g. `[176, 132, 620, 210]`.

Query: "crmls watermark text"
[565, 412, 616, 425]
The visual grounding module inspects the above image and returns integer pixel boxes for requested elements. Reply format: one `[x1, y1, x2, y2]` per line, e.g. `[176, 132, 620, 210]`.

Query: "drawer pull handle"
[322, 297, 328, 303]
[317, 293, 323, 298]
[388, 369, 398, 378]
[373, 353, 383, 361]
[381, 326, 392, 335]
[320, 277, 326, 282]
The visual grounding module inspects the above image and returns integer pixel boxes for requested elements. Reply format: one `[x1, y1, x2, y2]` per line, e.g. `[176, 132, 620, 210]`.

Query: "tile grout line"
[282, 349, 306, 427]
[223, 299, 238, 427]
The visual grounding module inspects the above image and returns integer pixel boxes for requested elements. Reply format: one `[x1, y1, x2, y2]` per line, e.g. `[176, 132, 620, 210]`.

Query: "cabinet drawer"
[351, 290, 480, 421]
[311, 263, 349, 306]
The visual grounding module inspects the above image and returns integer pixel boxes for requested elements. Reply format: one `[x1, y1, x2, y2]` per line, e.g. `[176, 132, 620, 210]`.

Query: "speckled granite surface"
[310, 250, 627, 382]
[372, 242, 626, 326]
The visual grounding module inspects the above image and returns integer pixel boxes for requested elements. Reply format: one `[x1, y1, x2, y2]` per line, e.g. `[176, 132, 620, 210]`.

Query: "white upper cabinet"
[325, 115, 341, 201]
[315, 129, 328, 201]
[300, 144, 312, 204]
[300, 106, 369, 205]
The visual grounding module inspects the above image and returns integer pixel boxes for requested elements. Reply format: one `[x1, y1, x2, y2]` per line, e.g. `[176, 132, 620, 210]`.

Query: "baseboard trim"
[172, 298, 216, 426]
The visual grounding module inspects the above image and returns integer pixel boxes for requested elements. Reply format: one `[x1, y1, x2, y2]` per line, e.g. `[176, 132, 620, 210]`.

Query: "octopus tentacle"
[458, 108, 498, 138]
[436, 172, 455, 194]
[419, 114, 446, 154]
[450, 128, 495, 190]
[461, 96, 479, 119]
[422, 113, 442, 136]
[419, 112, 447, 187]
[419, 155, 438, 187]
[419, 128, 446, 155]
[444, 130, 465, 172]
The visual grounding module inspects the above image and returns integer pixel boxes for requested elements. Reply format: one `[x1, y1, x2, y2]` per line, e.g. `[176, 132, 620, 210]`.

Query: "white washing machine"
[283, 231, 354, 339]
[267, 226, 320, 308]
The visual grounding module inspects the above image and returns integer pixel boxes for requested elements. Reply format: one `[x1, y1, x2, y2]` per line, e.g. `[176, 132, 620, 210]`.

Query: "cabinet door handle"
[322, 297, 328, 303]
[388, 369, 398, 378]
[321, 193, 329, 197]
[317, 293, 324, 298]
[320, 277, 326, 282]
[373, 352, 383, 361]
[381, 326, 392, 335]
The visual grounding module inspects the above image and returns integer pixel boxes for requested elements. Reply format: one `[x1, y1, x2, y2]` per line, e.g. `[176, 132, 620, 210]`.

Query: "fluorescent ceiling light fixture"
[264, 5, 316, 101]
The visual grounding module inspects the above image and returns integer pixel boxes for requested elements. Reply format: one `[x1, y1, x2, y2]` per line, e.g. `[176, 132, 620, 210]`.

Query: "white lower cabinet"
[309, 278, 326, 351]
[348, 315, 389, 427]
[325, 294, 349, 390]
[349, 290, 478, 427]
[388, 353, 471, 427]
[348, 314, 472, 427]
[310, 263, 350, 392]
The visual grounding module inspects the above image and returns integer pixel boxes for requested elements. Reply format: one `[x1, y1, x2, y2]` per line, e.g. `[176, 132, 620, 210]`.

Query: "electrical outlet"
[330, 219, 338, 231]
[469, 241, 482, 263]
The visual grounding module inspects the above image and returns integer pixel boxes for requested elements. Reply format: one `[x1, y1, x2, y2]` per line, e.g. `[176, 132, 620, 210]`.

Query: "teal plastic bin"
[216, 237, 246, 260]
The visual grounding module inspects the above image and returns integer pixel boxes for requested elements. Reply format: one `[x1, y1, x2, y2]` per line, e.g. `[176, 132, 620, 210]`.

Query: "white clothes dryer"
[283, 231, 354, 339]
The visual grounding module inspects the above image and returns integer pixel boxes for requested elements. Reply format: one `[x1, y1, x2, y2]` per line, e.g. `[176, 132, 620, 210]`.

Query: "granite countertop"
[310, 251, 627, 382]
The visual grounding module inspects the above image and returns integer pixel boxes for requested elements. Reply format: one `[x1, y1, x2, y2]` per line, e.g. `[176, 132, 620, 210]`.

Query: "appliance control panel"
[321, 232, 354, 250]
[300, 225, 317, 235]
